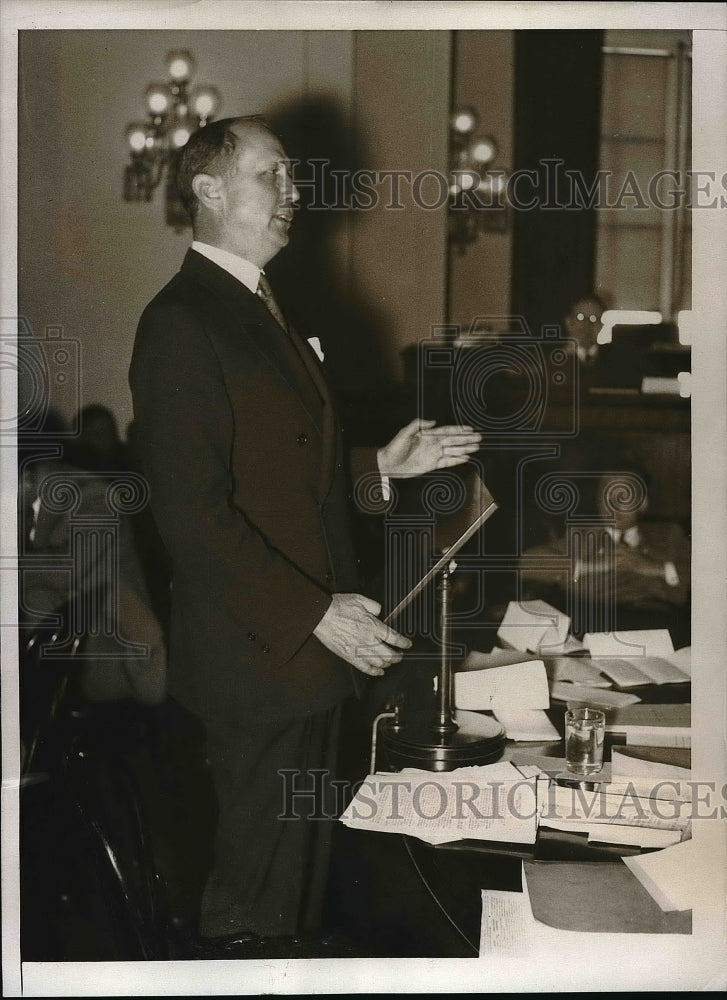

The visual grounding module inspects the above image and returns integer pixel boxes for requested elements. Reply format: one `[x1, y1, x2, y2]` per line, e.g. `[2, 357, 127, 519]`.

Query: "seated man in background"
[520, 463, 690, 645]
[19, 455, 167, 706]
[564, 292, 606, 369]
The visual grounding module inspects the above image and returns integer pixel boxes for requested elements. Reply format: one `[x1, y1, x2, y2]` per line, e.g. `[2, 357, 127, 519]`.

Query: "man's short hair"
[175, 115, 269, 221]
[567, 292, 606, 318]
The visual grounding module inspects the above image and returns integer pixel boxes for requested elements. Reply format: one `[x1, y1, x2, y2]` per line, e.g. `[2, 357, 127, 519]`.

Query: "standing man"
[130, 116, 480, 957]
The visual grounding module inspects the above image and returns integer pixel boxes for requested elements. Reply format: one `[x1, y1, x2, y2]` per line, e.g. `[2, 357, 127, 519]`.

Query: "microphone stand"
[373, 560, 505, 774]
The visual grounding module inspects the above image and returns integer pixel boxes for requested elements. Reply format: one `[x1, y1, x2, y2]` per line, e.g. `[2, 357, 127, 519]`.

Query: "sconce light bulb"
[146, 83, 172, 115]
[191, 85, 220, 119]
[471, 137, 497, 165]
[172, 126, 192, 148]
[458, 172, 477, 192]
[167, 50, 195, 81]
[127, 124, 149, 153]
[451, 107, 478, 134]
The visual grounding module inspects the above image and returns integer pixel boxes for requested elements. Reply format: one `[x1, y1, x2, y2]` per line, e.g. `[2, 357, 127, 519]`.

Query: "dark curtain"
[512, 30, 603, 335]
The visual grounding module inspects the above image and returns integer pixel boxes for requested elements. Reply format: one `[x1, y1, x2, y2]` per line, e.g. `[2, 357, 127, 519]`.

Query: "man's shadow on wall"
[266, 96, 392, 402]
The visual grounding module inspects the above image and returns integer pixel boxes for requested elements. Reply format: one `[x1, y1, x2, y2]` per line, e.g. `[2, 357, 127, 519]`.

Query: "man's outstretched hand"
[313, 593, 412, 676]
[377, 418, 482, 477]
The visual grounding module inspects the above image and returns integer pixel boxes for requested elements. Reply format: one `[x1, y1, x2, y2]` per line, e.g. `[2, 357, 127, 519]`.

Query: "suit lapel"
[181, 250, 327, 433]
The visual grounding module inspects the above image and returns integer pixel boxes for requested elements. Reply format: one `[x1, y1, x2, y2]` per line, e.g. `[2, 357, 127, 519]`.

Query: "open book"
[584, 632, 691, 688]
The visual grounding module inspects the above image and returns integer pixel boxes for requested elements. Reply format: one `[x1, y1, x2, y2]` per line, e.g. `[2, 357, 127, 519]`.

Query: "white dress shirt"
[191, 240, 262, 294]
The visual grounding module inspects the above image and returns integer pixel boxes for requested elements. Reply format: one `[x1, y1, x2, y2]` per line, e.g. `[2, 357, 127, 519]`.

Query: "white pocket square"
[307, 336, 325, 362]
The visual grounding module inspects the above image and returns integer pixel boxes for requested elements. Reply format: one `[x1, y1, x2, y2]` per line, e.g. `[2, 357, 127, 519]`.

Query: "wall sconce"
[123, 50, 222, 230]
[449, 106, 508, 251]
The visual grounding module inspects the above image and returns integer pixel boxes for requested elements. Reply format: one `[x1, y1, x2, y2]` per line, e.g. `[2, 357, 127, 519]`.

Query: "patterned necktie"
[256, 273, 288, 333]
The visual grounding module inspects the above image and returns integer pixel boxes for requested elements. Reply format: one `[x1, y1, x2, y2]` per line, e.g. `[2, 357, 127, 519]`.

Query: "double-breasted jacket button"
[297, 432, 308, 446]
[325, 571, 333, 584]
[247, 631, 257, 641]
[261, 643, 271, 653]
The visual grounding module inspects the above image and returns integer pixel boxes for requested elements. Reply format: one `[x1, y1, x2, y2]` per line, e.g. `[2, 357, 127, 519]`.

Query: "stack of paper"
[454, 652, 558, 741]
[339, 762, 538, 846]
[539, 781, 690, 848]
[604, 703, 691, 746]
[609, 747, 692, 804]
[497, 599, 570, 654]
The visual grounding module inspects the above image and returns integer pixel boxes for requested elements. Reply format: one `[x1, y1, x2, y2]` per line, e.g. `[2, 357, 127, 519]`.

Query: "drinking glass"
[564, 707, 605, 775]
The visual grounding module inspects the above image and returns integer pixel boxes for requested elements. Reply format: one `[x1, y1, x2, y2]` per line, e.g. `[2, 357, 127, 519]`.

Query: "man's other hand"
[313, 593, 412, 676]
[377, 418, 482, 477]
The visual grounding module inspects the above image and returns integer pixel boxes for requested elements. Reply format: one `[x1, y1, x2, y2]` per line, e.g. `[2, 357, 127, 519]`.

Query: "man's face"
[215, 123, 299, 267]
[596, 474, 644, 532]
[565, 297, 603, 351]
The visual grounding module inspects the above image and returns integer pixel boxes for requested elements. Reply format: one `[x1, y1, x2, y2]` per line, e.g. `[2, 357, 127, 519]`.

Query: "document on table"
[587, 655, 691, 688]
[549, 656, 613, 688]
[480, 889, 533, 955]
[587, 825, 683, 849]
[624, 838, 715, 912]
[497, 599, 570, 654]
[541, 783, 691, 835]
[491, 708, 559, 742]
[510, 753, 611, 782]
[550, 681, 642, 709]
[584, 628, 674, 658]
[479, 863, 691, 961]
[454, 658, 549, 711]
[604, 703, 691, 746]
[340, 767, 538, 845]
[611, 746, 691, 784]
[539, 633, 587, 656]
[603, 733, 691, 812]
[666, 645, 691, 677]
[627, 731, 691, 747]
[611, 745, 691, 776]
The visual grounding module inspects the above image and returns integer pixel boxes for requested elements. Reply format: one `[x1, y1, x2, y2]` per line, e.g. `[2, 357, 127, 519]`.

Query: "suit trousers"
[198, 703, 342, 938]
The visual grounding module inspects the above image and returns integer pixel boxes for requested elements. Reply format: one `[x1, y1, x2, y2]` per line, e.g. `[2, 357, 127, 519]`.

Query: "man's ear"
[192, 172, 223, 213]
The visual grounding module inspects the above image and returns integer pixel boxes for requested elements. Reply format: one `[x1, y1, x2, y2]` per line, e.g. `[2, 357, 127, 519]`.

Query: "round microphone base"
[378, 711, 506, 772]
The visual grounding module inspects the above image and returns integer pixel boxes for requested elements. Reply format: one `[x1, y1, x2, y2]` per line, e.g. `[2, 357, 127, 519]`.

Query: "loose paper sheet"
[550, 656, 613, 688]
[454, 659, 549, 710]
[624, 838, 716, 913]
[497, 599, 570, 653]
[492, 708, 559, 742]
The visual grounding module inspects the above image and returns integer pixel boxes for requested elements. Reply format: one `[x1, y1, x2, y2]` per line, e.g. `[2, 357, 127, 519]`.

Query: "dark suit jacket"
[130, 249, 362, 725]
